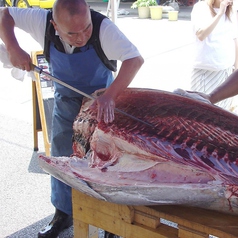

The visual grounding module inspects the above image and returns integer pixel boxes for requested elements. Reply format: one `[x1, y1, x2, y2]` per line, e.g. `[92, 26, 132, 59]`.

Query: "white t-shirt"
[191, 1, 238, 71]
[8, 8, 140, 61]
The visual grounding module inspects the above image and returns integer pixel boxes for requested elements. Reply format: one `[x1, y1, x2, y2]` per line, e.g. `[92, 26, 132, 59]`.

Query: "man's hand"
[186, 90, 212, 103]
[89, 93, 115, 123]
[7, 47, 32, 71]
[173, 88, 212, 104]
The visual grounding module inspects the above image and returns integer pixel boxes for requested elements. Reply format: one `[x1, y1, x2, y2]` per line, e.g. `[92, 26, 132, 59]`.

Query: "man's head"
[51, 0, 93, 47]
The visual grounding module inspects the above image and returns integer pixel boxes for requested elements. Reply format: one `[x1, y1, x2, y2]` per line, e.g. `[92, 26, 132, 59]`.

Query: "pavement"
[87, 0, 193, 20]
[0, 2, 194, 238]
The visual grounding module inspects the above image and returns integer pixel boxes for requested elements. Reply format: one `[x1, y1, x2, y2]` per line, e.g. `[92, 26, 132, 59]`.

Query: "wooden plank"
[73, 200, 128, 235]
[72, 189, 134, 223]
[131, 223, 178, 238]
[178, 225, 207, 238]
[73, 222, 98, 238]
[134, 210, 160, 229]
[31, 51, 52, 156]
[32, 81, 39, 151]
[73, 219, 89, 238]
[73, 205, 178, 238]
[149, 205, 238, 238]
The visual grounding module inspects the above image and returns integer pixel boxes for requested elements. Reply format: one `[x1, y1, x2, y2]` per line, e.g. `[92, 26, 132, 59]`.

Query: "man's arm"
[103, 56, 144, 100]
[0, 7, 32, 71]
[208, 69, 238, 104]
[186, 70, 238, 104]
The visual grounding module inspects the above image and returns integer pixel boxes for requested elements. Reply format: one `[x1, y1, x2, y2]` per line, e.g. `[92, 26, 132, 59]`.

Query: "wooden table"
[72, 189, 238, 238]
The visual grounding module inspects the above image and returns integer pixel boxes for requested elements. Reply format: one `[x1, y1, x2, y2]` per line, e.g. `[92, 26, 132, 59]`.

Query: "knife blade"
[32, 63, 154, 128]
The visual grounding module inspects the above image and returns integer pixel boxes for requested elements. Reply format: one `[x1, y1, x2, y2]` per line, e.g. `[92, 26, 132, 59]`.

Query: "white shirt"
[191, 1, 238, 71]
[8, 8, 140, 61]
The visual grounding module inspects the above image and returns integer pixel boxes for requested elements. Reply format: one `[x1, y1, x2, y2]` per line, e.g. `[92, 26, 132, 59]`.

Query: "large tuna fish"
[39, 88, 238, 215]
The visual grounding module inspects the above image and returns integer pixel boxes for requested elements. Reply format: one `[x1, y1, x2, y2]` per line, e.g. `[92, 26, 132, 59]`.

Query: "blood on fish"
[226, 185, 238, 212]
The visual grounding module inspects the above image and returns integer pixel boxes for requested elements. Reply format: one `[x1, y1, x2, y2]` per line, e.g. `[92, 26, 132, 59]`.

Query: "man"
[0, 0, 144, 237]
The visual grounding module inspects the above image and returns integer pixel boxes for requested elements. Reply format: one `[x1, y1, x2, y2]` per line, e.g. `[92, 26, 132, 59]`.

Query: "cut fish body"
[39, 88, 238, 215]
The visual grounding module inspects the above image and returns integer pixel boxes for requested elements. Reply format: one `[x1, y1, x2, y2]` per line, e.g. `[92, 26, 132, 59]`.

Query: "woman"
[191, 0, 238, 111]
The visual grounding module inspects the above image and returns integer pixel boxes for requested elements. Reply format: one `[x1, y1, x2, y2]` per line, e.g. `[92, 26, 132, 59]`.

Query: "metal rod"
[32, 64, 154, 128]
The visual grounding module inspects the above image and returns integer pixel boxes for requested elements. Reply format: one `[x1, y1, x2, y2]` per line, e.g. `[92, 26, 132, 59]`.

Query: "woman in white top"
[191, 0, 238, 111]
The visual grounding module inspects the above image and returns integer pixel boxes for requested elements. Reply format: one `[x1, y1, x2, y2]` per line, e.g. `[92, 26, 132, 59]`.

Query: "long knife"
[31, 64, 154, 128]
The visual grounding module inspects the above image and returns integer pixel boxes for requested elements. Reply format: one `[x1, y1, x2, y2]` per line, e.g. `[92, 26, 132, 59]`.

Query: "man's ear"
[50, 19, 57, 29]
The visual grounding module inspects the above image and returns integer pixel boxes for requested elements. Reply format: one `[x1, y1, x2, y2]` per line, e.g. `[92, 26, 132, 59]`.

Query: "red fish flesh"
[39, 88, 238, 215]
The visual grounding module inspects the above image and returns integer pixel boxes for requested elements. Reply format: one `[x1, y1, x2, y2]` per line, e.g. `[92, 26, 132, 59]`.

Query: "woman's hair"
[206, 0, 233, 20]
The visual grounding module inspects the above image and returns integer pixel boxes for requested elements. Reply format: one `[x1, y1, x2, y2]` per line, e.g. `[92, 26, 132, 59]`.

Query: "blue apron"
[50, 43, 113, 215]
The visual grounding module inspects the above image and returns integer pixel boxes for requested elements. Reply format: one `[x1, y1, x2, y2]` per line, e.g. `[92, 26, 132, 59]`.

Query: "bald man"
[0, 0, 144, 237]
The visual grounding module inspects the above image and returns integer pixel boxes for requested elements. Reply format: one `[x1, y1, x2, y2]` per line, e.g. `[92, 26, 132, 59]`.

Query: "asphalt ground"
[0, 3, 194, 238]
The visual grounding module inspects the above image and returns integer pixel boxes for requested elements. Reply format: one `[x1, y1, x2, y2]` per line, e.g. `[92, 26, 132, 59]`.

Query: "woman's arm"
[194, 0, 231, 41]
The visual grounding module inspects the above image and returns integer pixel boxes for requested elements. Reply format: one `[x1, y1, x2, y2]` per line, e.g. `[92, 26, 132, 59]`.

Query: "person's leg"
[51, 177, 72, 214]
[37, 208, 73, 238]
